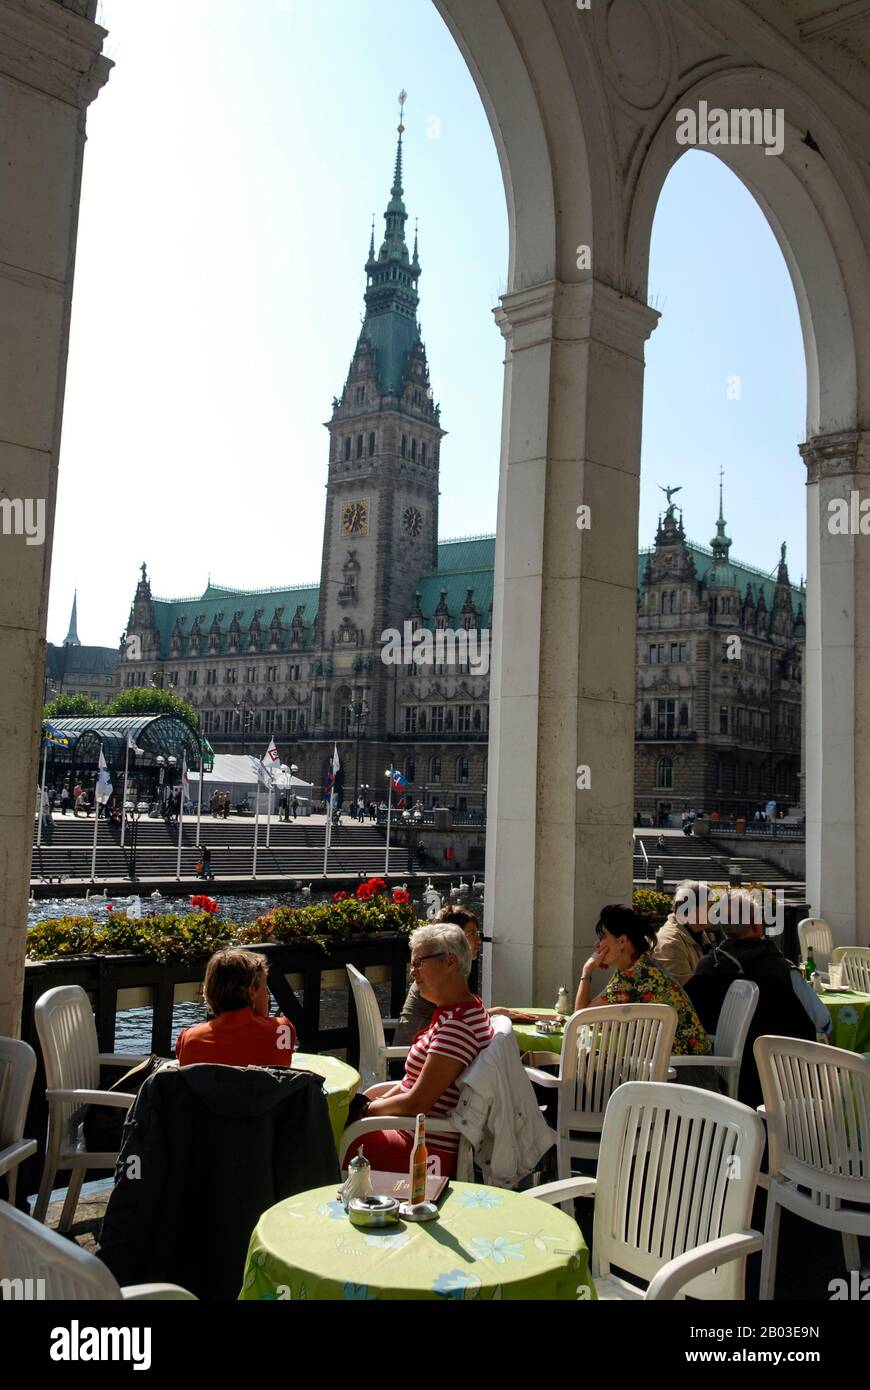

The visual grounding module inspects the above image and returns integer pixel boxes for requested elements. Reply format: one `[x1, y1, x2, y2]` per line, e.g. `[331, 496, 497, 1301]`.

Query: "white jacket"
[450, 1016, 555, 1188]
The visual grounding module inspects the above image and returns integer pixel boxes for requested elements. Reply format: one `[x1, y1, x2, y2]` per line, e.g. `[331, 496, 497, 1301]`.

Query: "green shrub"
[631, 888, 673, 919]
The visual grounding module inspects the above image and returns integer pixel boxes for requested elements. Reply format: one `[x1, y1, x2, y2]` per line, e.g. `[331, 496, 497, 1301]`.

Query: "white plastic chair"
[834, 947, 870, 993]
[670, 979, 759, 1098]
[33, 985, 147, 1230]
[754, 1036, 870, 1299]
[527, 1081, 765, 1299]
[346, 964, 409, 1089]
[525, 1004, 677, 1179]
[339, 1082, 475, 1180]
[797, 917, 833, 973]
[0, 1200, 195, 1299]
[0, 1039, 37, 1207]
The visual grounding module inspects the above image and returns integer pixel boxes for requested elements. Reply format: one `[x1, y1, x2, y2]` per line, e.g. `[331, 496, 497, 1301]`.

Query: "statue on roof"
[659, 485, 682, 517]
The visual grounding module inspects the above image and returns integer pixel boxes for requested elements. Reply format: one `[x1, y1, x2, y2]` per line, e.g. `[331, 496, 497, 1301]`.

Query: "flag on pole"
[95, 749, 113, 805]
[127, 733, 144, 755]
[261, 739, 281, 779]
[390, 768, 409, 796]
[200, 736, 216, 773]
[43, 722, 70, 748]
[182, 759, 191, 804]
[325, 745, 341, 799]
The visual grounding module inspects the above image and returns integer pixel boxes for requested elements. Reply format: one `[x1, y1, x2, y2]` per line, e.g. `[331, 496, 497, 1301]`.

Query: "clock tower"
[315, 103, 445, 745]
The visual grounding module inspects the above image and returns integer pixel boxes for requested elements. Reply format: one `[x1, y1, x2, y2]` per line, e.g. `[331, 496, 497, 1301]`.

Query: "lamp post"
[346, 700, 369, 806]
[125, 800, 149, 882]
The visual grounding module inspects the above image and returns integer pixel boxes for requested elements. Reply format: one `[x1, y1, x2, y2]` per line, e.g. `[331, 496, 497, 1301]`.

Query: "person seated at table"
[575, 904, 712, 1057]
[345, 923, 494, 1177]
[684, 889, 831, 1107]
[176, 949, 296, 1067]
[392, 906, 481, 1046]
[652, 880, 716, 986]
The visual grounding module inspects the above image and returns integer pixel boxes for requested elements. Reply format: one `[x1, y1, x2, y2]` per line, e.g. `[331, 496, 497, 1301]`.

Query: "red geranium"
[356, 882, 374, 901]
[332, 891, 349, 902]
[392, 888, 411, 905]
[190, 894, 219, 914]
[367, 877, 387, 895]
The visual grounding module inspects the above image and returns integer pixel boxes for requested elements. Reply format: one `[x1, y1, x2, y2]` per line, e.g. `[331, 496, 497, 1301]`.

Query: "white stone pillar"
[0, 0, 111, 1035]
[484, 279, 658, 1004]
[801, 430, 870, 947]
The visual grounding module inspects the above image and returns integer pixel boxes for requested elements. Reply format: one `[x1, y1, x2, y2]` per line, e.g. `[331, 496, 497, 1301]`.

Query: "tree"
[107, 687, 200, 732]
[43, 694, 101, 721]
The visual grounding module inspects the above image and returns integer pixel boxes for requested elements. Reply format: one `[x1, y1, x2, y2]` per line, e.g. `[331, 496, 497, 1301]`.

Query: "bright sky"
[49, 0, 807, 647]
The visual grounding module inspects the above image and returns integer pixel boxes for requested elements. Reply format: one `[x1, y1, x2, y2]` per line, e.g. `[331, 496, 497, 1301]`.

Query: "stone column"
[484, 279, 658, 1004]
[0, 0, 111, 1035]
[801, 429, 870, 946]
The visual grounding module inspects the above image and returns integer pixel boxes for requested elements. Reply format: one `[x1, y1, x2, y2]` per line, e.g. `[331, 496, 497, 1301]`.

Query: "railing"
[634, 833, 650, 881]
[709, 822, 804, 839]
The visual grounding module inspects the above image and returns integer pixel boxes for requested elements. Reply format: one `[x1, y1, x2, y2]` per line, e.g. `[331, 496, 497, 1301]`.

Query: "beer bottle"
[409, 1113, 428, 1206]
[805, 946, 816, 980]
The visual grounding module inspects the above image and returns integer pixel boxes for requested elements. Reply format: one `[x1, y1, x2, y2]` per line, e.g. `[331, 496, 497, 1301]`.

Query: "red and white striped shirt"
[400, 997, 494, 1159]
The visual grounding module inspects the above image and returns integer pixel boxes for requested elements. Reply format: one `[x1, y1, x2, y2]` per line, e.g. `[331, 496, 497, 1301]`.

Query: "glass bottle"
[409, 1113, 428, 1206]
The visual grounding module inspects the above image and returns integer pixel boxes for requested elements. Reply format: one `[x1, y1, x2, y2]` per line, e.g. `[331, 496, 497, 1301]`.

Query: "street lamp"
[125, 800, 150, 881]
[346, 700, 369, 805]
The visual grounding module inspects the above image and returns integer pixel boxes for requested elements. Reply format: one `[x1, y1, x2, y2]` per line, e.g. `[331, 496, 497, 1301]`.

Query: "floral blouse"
[603, 954, 712, 1055]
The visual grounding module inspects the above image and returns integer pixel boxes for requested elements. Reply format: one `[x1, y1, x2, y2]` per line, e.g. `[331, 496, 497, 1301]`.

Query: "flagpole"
[90, 751, 101, 882]
[385, 771, 393, 877]
[266, 770, 272, 849]
[176, 751, 186, 879]
[120, 740, 130, 847]
[196, 744, 204, 845]
[36, 740, 49, 848]
[253, 782, 260, 878]
[323, 789, 332, 877]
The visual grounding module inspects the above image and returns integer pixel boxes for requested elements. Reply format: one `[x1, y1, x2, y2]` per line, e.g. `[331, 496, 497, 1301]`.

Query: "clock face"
[340, 499, 369, 537]
[403, 506, 423, 539]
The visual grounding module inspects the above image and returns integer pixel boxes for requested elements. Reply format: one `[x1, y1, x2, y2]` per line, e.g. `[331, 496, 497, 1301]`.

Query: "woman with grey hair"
[344, 922, 493, 1176]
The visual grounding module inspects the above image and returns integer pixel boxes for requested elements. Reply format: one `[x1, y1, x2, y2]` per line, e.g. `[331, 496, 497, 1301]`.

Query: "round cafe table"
[290, 1054, 360, 1149]
[240, 1181, 594, 1302]
[503, 1008, 564, 1057]
[818, 991, 870, 1054]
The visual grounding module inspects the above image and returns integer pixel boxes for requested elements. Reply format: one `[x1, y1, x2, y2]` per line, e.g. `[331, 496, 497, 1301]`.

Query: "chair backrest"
[593, 1081, 764, 1299]
[837, 947, 870, 993]
[0, 1199, 121, 1299]
[754, 1036, 870, 1204]
[34, 986, 101, 1133]
[346, 965, 387, 1089]
[559, 1005, 677, 1128]
[797, 918, 833, 970]
[0, 1038, 36, 1155]
[712, 980, 759, 1092]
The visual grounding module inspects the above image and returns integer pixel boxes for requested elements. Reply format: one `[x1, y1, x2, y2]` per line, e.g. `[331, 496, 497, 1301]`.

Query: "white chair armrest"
[382, 1046, 410, 1060]
[524, 1067, 561, 1088]
[339, 1115, 455, 1168]
[0, 1138, 38, 1177]
[47, 1088, 137, 1108]
[645, 1230, 764, 1300]
[522, 1051, 561, 1069]
[670, 1055, 738, 1069]
[97, 1053, 150, 1068]
[525, 1176, 597, 1204]
[122, 1284, 198, 1300]
[363, 1082, 399, 1099]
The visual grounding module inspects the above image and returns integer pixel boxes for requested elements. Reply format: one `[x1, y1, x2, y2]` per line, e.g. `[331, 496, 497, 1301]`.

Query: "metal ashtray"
[535, 1020, 562, 1035]
[348, 1195, 401, 1227]
[398, 1201, 439, 1223]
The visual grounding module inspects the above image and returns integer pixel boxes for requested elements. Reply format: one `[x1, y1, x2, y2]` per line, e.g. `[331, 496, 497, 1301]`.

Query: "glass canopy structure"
[43, 716, 205, 771]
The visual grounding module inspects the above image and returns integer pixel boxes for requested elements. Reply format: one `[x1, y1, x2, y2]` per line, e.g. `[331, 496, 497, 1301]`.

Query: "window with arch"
[421, 442, 427, 465]
[356, 434, 363, 459]
[456, 757, 470, 785]
[401, 435, 407, 458]
[411, 438, 417, 461]
[670, 591, 677, 612]
[429, 756, 442, 783]
[680, 703, 689, 727]
[661, 592, 670, 614]
[656, 757, 673, 790]
[344, 437, 351, 462]
[368, 432, 375, 456]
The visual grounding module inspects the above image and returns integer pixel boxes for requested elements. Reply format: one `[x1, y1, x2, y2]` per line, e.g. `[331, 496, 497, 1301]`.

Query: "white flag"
[261, 739, 281, 780]
[127, 733, 144, 755]
[95, 749, 113, 805]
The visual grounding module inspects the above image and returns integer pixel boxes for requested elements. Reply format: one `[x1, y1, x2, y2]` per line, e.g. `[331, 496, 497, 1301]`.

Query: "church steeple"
[710, 467, 732, 562]
[63, 590, 80, 647]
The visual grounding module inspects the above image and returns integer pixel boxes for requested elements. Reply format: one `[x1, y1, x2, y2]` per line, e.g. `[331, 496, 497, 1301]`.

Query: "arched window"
[356, 434, 363, 459]
[642, 703, 652, 727]
[456, 757, 470, 785]
[401, 435, 407, 458]
[429, 756, 441, 783]
[411, 439, 417, 461]
[368, 432, 375, 456]
[670, 591, 677, 612]
[344, 437, 351, 461]
[661, 592, 669, 614]
[421, 443, 427, 465]
[680, 703, 689, 726]
[656, 757, 673, 790]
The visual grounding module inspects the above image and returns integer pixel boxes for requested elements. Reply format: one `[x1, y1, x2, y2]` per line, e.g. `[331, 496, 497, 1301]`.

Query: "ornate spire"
[63, 590, 80, 647]
[710, 466, 732, 561]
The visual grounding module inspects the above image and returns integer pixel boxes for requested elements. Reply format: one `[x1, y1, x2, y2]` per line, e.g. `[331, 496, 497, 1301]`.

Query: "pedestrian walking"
[72, 781, 82, 817]
[60, 783, 71, 815]
[291, 796, 298, 820]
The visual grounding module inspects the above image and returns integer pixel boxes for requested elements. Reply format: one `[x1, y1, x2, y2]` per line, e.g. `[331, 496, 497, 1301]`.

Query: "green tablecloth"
[291, 1054, 360, 1148]
[819, 992, 870, 1054]
[240, 1181, 594, 1302]
[507, 1008, 564, 1057]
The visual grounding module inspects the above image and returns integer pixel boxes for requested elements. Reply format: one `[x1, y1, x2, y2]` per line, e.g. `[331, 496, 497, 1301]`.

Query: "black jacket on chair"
[97, 1064, 339, 1300]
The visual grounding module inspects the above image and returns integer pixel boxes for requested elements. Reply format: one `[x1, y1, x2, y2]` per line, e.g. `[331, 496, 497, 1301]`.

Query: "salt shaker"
[556, 984, 570, 1015]
[341, 1149, 373, 1211]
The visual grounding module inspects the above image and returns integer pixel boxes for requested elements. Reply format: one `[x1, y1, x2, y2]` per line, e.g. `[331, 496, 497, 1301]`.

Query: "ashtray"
[535, 1020, 562, 1035]
[348, 1195, 401, 1227]
[398, 1201, 440, 1222]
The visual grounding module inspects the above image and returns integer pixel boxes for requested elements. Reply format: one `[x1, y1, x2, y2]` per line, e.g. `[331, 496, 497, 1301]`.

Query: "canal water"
[28, 886, 485, 1055]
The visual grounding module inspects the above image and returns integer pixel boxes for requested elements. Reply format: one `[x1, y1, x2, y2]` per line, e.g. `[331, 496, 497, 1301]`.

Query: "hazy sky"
[50, 0, 806, 647]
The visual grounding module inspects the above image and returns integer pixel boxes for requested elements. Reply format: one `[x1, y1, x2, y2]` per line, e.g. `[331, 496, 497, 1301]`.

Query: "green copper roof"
[413, 535, 496, 626]
[637, 543, 804, 613]
[151, 583, 319, 659]
[360, 128, 423, 397]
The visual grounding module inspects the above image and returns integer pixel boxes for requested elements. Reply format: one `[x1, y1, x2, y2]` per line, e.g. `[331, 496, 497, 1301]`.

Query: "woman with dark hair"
[574, 904, 711, 1056]
[176, 949, 296, 1067]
